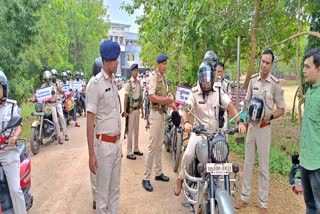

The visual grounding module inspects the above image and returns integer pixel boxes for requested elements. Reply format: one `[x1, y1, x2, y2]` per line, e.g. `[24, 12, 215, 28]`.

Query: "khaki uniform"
[178, 83, 231, 179]
[0, 99, 27, 214]
[241, 73, 285, 208]
[221, 78, 232, 99]
[143, 70, 167, 180]
[56, 79, 68, 137]
[41, 83, 61, 140]
[124, 78, 143, 155]
[87, 71, 122, 214]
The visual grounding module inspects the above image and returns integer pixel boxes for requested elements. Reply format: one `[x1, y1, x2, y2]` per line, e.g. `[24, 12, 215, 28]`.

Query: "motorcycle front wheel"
[172, 128, 182, 172]
[30, 126, 41, 155]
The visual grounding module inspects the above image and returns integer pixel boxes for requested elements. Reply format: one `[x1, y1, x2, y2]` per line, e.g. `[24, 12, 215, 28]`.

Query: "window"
[127, 53, 134, 62]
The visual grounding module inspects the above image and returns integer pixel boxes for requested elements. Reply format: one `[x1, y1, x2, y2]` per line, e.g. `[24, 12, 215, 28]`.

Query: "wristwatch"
[270, 112, 274, 121]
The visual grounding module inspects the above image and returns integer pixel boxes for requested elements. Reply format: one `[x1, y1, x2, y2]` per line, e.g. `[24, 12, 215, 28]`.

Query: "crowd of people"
[0, 39, 319, 214]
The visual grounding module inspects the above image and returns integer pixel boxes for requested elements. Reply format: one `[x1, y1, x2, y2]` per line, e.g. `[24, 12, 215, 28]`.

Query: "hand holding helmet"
[247, 96, 265, 127]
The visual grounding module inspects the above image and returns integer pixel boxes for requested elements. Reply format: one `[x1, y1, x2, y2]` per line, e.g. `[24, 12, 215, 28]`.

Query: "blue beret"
[100, 40, 120, 61]
[130, 63, 138, 70]
[156, 54, 168, 63]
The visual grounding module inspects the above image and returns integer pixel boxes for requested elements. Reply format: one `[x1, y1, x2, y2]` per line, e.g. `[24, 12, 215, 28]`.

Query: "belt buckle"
[98, 135, 102, 141]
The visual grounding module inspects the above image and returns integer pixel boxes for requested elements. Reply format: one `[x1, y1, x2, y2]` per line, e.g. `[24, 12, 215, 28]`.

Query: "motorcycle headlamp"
[211, 133, 229, 163]
[35, 103, 43, 112]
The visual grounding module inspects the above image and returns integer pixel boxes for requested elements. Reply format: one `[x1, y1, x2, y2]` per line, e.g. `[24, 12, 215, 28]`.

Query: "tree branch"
[268, 31, 320, 48]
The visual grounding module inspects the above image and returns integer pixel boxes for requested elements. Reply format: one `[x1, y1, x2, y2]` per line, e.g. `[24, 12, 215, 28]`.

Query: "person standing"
[51, 69, 69, 141]
[123, 63, 144, 160]
[0, 70, 27, 214]
[87, 40, 122, 214]
[235, 49, 285, 214]
[142, 54, 175, 192]
[73, 71, 87, 116]
[215, 62, 232, 98]
[299, 47, 320, 214]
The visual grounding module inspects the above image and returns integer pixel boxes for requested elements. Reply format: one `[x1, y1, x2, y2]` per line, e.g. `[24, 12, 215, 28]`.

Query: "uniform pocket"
[103, 92, 116, 109]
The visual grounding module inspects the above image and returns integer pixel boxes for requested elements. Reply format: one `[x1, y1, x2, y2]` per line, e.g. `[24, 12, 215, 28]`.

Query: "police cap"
[156, 54, 168, 63]
[131, 63, 138, 71]
[100, 40, 120, 61]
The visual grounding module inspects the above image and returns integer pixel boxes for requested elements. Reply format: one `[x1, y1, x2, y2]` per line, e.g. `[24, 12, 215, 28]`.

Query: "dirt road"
[28, 89, 305, 214]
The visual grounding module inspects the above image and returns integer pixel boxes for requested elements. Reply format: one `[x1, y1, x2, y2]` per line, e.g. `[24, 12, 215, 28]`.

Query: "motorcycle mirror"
[1, 116, 22, 133]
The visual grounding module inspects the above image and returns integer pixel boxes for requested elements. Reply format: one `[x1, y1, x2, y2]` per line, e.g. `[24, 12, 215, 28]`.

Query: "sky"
[103, 0, 142, 33]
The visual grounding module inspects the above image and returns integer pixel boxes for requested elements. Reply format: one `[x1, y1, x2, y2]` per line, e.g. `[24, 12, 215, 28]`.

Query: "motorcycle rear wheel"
[30, 127, 41, 155]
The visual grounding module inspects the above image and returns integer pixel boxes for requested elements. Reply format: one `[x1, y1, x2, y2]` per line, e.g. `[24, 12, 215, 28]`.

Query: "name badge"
[253, 87, 259, 90]
[105, 88, 111, 92]
[198, 101, 205, 104]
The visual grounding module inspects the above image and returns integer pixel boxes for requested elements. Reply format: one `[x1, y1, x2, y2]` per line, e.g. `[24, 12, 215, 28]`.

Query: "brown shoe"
[234, 200, 248, 209]
[75, 122, 80, 127]
[58, 138, 64, 145]
[260, 208, 268, 214]
[93, 200, 96, 209]
[174, 178, 183, 196]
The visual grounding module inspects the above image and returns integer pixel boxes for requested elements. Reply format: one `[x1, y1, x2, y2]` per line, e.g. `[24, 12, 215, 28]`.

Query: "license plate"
[206, 163, 233, 175]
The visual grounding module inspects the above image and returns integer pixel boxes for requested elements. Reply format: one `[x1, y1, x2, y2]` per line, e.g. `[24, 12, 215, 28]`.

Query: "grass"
[20, 102, 34, 140]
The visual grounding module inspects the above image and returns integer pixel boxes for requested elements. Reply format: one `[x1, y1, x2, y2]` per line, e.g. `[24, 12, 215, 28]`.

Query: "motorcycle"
[62, 93, 74, 126]
[0, 116, 33, 213]
[73, 90, 84, 117]
[29, 101, 61, 155]
[182, 102, 244, 214]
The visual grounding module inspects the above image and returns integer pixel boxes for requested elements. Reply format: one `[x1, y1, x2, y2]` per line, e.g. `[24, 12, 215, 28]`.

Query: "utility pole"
[236, 35, 241, 111]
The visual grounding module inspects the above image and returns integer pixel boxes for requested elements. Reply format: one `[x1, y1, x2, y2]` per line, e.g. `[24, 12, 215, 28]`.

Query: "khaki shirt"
[148, 70, 166, 96]
[188, 83, 231, 133]
[221, 78, 232, 99]
[124, 78, 142, 109]
[0, 99, 20, 139]
[86, 70, 121, 136]
[245, 73, 285, 112]
[55, 79, 63, 100]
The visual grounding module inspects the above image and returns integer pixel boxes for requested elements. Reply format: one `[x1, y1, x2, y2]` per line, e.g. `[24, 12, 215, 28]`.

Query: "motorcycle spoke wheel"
[30, 127, 41, 155]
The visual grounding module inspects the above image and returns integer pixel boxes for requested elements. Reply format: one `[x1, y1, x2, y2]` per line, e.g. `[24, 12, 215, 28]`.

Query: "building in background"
[108, 22, 148, 79]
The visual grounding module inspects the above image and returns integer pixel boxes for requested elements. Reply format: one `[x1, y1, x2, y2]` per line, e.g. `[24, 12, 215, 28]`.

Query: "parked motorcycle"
[29, 101, 60, 155]
[62, 93, 74, 126]
[182, 103, 244, 214]
[0, 116, 33, 213]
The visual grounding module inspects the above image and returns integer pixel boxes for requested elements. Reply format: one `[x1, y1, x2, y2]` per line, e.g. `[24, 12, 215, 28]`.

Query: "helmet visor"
[198, 70, 214, 83]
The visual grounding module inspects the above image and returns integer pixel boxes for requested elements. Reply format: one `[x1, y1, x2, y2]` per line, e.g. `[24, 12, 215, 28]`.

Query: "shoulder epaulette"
[6, 99, 17, 105]
[92, 72, 102, 84]
[191, 86, 198, 93]
[223, 78, 231, 84]
[251, 73, 259, 79]
[270, 75, 279, 83]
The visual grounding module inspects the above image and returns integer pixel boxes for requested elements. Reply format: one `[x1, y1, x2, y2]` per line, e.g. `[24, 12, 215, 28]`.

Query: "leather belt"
[96, 134, 120, 143]
[260, 122, 270, 128]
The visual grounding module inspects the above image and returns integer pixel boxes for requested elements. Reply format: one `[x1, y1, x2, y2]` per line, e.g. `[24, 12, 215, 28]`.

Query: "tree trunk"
[244, 0, 261, 89]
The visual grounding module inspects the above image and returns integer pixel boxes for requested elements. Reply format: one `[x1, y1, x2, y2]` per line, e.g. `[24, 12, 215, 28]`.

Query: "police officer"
[87, 56, 103, 210]
[235, 49, 285, 214]
[87, 40, 122, 213]
[73, 71, 87, 116]
[215, 62, 232, 98]
[0, 70, 27, 214]
[66, 70, 73, 83]
[41, 71, 64, 144]
[173, 61, 246, 196]
[142, 54, 175, 192]
[61, 72, 80, 127]
[123, 63, 144, 160]
[51, 69, 69, 141]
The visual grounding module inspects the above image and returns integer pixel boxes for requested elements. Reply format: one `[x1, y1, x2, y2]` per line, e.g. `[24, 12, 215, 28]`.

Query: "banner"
[36, 86, 53, 102]
[175, 86, 191, 105]
[62, 85, 71, 96]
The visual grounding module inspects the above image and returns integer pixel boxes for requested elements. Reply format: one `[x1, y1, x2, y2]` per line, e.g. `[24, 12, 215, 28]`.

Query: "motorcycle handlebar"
[192, 125, 239, 137]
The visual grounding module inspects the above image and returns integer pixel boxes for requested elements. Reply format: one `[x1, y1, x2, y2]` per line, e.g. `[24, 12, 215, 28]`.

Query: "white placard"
[36, 86, 53, 102]
[73, 82, 82, 92]
[175, 86, 191, 105]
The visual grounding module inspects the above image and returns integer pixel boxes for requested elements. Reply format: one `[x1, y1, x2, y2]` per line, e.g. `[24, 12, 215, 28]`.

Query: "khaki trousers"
[127, 109, 140, 155]
[95, 138, 122, 214]
[241, 124, 271, 208]
[143, 110, 165, 180]
[56, 102, 68, 136]
[47, 103, 61, 139]
[0, 148, 27, 214]
[179, 133, 203, 179]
